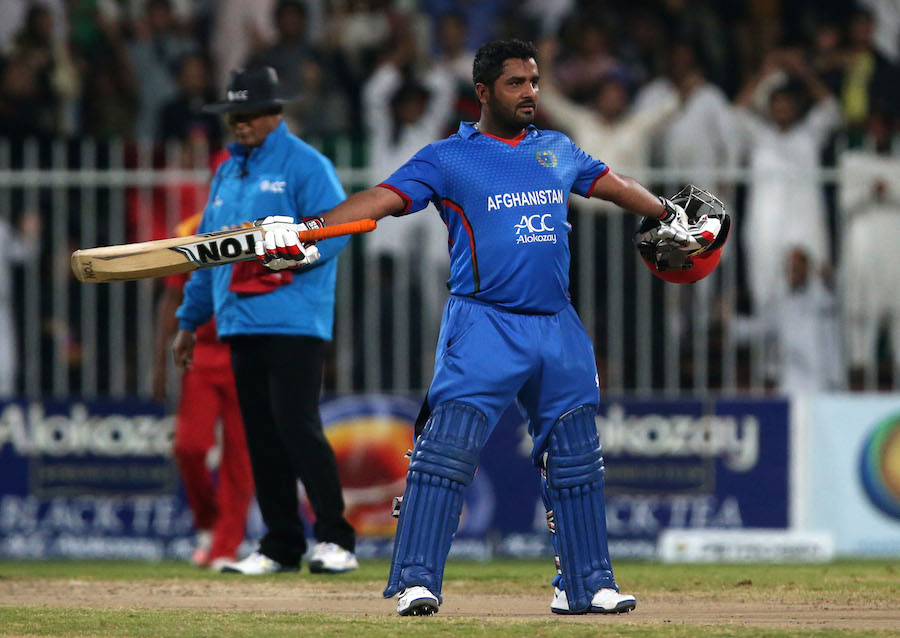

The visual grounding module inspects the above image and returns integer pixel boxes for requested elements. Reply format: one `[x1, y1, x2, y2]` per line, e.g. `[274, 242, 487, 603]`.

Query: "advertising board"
[805, 395, 900, 556]
[0, 394, 792, 560]
[318, 395, 791, 559]
[0, 399, 207, 559]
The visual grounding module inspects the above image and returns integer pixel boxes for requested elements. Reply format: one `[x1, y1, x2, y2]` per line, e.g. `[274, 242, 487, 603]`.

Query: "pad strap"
[545, 405, 617, 612]
[383, 402, 489, 601]
[540, 463, 564, 590]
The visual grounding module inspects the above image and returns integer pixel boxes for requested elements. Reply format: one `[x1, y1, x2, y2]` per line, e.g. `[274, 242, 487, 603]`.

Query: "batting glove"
[254, 215, 323, 270]
[655, 197, 692, 247]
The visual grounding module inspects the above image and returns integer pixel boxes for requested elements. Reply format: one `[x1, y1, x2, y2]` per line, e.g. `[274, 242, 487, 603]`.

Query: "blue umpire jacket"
[176, 121, 349, 340]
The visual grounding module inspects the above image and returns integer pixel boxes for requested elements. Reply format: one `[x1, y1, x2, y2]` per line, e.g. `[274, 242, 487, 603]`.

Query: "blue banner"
[318, 395, 790, 559]
[0, 399, 264, 560]
[1, 395, 790, 560]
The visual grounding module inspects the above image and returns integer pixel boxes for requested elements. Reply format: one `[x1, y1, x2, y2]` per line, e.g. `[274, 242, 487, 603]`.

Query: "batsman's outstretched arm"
[589, 170, 668, 219]
[255, 189, 398, 271]
[320, 186, 407, 226]
[591, 170, 695, 247]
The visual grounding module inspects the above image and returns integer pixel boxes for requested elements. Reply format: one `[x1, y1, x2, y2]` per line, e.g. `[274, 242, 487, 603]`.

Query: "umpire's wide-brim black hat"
[203, 66, 290, 114]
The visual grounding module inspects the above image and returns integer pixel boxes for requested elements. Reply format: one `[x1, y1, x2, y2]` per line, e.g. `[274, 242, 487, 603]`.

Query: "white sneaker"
[396, 586, 439, 616]
[218, 552, 298, 575]
[551, 587, 636, 615]
[308, 542, 359, 574]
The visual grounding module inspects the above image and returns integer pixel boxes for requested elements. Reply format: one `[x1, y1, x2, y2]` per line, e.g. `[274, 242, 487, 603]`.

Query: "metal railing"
[0, 137, 887, 399]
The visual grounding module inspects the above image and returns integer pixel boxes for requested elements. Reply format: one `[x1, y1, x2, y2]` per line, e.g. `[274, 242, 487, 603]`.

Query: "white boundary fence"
[0, 136, 880, 400]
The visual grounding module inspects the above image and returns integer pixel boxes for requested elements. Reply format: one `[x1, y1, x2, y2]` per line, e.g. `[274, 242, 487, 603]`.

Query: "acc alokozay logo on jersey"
[514, 213, 557, 245]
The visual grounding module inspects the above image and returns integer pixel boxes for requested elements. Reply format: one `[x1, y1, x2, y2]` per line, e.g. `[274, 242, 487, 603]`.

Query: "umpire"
[173, 67, 357, 574]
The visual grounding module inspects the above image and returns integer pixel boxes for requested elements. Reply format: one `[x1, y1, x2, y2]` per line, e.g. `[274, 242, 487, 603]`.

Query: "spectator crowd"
[1, 0, 899, 394]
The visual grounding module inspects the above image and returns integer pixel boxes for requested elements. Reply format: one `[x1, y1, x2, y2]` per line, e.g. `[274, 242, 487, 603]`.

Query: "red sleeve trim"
[586, 166, 610, 198]
[377, 183, 412, 216]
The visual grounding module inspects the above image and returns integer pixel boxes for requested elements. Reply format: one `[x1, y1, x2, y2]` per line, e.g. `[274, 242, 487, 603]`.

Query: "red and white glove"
[254, 215, 323, 270]
[649, 197, 724, 260]
[655, 197, 692, 247]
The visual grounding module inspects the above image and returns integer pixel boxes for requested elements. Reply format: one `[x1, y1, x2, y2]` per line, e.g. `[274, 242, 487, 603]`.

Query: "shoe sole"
[551, 600, 636, 615]
[219, 566, 300, 575]
[398, 600, 439, 616]
[308, 561, 359, 574]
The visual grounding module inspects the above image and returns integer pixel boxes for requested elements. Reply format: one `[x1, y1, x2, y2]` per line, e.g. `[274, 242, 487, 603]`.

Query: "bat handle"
[296, 219, 377, 243]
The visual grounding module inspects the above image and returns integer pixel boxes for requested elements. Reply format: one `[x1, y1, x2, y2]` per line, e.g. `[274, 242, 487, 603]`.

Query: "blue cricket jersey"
[380, 122, 608, 314]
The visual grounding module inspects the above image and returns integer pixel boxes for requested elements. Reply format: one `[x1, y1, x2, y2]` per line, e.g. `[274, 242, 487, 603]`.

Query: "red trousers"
[173, 364, 254, 561]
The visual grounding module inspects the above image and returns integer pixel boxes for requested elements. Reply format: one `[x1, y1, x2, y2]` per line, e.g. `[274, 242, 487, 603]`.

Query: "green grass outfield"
[0, 559, 897, 637]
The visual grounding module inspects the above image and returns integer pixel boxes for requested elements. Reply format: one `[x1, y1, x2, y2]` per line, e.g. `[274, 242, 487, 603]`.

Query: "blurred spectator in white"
[159, 53, 222, 147]
[361, 38, 453, 370]
[734, 50, 841, 313]
[210, 0, 276, 93]
[634, 39, 744, 353]
[537, 39, 678, 193]
[521, 0, 575, 38]
[0, 0, 66, 55]
[362, 41, 454, 191]
[6, 3, 80, 136]
[327, 0, 393, 71]
[0, 213, 39, 396]
[634, 41, 739, 191]
[839, 110, 900, 389]
[127, 0, 199, 140]
[729, 247, 844, 393]
[322, 0, 421, 132]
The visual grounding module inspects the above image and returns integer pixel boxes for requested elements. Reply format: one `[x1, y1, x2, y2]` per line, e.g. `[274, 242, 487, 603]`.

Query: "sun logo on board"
[859, 412, 900, 520]
[536, 150, 558, 167]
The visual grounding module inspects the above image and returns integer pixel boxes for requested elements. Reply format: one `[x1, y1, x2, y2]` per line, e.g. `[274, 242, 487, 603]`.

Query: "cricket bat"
[71, 219, 377, 283]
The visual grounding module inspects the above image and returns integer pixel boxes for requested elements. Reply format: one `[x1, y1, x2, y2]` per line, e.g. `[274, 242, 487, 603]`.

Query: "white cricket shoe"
[396, 586, 439, 616]
[308, 542, 359, 574]
[551, 587, 636, 615]
[218, 552, 298, 575]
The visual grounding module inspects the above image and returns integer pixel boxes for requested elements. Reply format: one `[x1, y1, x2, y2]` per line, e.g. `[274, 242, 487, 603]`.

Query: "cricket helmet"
[634, 185, 731, 284]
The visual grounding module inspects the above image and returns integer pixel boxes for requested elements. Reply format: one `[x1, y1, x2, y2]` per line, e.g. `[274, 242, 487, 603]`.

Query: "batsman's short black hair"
[472, 39, 537, 88]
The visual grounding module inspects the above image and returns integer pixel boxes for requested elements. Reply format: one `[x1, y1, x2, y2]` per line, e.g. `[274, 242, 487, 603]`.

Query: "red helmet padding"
[641, 246, 722, 284]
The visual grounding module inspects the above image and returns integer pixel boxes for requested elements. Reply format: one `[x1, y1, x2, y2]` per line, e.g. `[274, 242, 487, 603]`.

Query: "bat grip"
[296, 219, 376, 242]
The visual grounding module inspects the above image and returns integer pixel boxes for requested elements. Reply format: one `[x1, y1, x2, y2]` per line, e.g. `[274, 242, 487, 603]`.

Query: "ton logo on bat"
[173, 231, 260, 265]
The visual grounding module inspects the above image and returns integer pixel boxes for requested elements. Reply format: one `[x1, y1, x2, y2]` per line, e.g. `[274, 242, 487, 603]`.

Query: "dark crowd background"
[2, 1, 896, 142]
[1, 0, 899, 396]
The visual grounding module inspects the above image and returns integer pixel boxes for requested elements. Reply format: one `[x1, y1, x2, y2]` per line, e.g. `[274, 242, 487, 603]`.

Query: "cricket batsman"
[255, 40, 722, 615]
